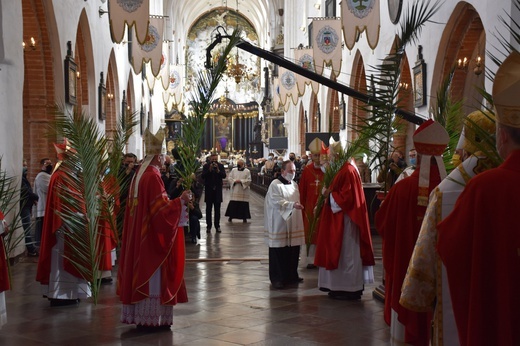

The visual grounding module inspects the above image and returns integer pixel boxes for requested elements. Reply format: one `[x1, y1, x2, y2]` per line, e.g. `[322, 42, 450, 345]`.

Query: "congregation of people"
[1, 51, 519, 345]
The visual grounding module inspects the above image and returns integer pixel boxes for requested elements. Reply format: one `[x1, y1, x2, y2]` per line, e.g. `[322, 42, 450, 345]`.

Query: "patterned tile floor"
[1, 189, 389, 345]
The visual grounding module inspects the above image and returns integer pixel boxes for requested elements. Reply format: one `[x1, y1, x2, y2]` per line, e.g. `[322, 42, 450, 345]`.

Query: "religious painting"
[413, 54, 426, 107]
[65, 56, 77, 105]
[215, 114, 232, 152]
[270, 117, 286, 138]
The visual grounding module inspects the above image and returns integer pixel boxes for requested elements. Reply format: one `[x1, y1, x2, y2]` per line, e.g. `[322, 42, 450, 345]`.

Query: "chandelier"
[226, 50, 257, 84]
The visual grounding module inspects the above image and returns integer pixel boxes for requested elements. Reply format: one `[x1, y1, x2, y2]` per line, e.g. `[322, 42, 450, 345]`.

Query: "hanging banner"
[168, 64, 183, 106]
[158, 42, 170, 90]
[312, 18, 342, 77]
[131, 16, 164, 77]
[145, 62, 156, 90]
[109, 0, 150, 45]
[294, 48, 319, 95]
[341, 0, 381, 50]
[278, 67, 298, 107]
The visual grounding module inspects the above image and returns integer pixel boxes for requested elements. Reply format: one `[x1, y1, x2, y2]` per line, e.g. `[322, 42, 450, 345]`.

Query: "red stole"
[314, 162, 375, 269]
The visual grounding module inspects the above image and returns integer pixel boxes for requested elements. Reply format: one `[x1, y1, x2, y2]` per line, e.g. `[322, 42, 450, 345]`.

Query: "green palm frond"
[50, 105, 137, 303]
[175, 29, 243, 188]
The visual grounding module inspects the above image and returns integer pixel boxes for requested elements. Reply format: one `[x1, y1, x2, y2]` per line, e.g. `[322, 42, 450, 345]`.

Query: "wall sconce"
[23, 37, 36, 50]
[314, 0, 321, 10]
[399, 82, 409, 91]
[457, 55, 483, 75]
[107, 92, 114, 101]
[76, 71, 81, 79]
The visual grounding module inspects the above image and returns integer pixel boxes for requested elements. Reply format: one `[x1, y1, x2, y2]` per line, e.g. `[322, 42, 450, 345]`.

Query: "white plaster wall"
[0, 1, 25, 257]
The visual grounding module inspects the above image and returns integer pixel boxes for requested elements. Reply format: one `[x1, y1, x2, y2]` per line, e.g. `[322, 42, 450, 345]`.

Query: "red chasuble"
[298, 165, 324, 245]
[375, 167, 440, 346]
[117, 164, 187, 306]
[314, 162, 375, 269]
[36, 168, 86, 284]
[437, 150, 520, 346]
[0, 211, 9, 292]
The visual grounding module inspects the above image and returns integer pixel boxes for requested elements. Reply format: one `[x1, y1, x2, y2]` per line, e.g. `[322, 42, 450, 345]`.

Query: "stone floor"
[1, 189, 390, 345]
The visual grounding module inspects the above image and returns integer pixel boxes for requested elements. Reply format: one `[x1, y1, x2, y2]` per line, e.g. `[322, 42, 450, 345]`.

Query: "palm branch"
[305, 0, 442, 250]
[49, 105, 137, 303]
[430, 66, 464, 173]
[174, 29, 243, 189]
[0, 157, 23, 284]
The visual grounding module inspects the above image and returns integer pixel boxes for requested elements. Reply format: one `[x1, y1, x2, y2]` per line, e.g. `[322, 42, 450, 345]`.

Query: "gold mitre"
[144, 128, 165, 155]
[493, 51, 520, 128]
[462, 110, 496, 154]
[308, 138, 323, 154]
[329, 139, 344, 156]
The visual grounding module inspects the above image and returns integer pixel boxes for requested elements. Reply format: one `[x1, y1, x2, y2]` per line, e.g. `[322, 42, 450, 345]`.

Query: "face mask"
[283, 173, 295, 181]
[268, 156, 273, 161]
[289, 156, 295, 161]
[22, 167, 28, 176]
[277, 161, 282, 167]
[409, 158, 417, 166]
[301, 159, 307, 164]
[45, 165, 53, 174]
[238, 165, 244, 170]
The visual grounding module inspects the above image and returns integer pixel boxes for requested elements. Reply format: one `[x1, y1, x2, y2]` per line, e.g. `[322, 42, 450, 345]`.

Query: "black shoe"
[27, 251, 39, 257]
[243, 219, 247, 223]
[100, 277, 113, 284]
[228, 217, 232, 222]
[191, 238, 197, 244]
[306, 264, 317, 269]
[49, 298, 80, 306]
[328, 291, 361, 301]
[206, 228, 211, 233]
[272, 282, 284, 289]
[216, 227, 221, 233]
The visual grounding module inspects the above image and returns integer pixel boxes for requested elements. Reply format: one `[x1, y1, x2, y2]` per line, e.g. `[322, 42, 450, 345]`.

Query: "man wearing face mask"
[264, 160, 305, 289]
[34, 158, 53, 248]
[225, 159, 252, 223]
[396, 149, 417, 183]
[272, 157, 283, 178]
[20, 159, 39, 257]
[201, 153, 226, 233]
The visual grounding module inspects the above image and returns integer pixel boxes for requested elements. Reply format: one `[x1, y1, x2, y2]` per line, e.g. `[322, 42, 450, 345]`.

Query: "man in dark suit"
[201, 153, 226, 233]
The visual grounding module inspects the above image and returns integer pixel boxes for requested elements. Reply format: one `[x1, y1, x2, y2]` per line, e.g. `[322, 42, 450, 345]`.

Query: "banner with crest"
[341, 0, 380, 50]
[278, 67, 298, 108]
[145, 62, 156, 90]
[294, 48, 320, 95]
[158, 42, 170, 90]
[168, 64, 183, 106]
[312, 18, 342, 77]
[131, 16, 164, 77]
[109, 0, 150, 45]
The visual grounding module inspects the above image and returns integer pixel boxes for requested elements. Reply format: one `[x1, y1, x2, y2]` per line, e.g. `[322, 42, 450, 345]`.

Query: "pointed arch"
[348, 50, 368, 142]
[105, 49, 119, 142]
[22, 0, 57, 175]
[74, 9, 95, 117]
[431, 2, 486, 115]
[309, 93, 319, 133]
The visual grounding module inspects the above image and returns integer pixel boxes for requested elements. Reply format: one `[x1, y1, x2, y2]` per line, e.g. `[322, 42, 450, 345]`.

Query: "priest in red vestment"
[36, 139, 91, 306]
[437, 51, 520, 346]
[0, 211, 10, 328]
[117, 128, 191, 329]
[299, 138, 325, 269]
[375, 119, 449, 346]
[314, 141, 375, 300]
